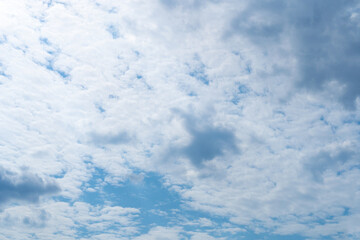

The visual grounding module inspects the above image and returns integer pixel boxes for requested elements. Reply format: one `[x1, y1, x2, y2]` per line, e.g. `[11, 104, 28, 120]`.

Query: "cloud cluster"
[0, 0, 359, 239]
[0, 167, 59, 205]
[230, 0, 360, 108]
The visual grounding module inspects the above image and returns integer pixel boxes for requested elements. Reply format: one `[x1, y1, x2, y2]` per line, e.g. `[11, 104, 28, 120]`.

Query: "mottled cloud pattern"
[0, 0, 359, 239]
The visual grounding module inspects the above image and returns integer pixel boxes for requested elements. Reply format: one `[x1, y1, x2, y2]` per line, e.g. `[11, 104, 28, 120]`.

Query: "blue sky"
[0, 0, 360, 239]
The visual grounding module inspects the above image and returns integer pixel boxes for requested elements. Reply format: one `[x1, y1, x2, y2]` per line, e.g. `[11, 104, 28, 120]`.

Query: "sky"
[0, 0, 360, 239]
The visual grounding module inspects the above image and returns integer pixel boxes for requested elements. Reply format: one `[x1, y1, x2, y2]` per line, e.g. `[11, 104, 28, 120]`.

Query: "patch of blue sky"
[245, 232, 307, 240]
[180, 226, 302, 240]
[189, 70, 209, 85]
[108, 94, 119, 99]
[78, 171, 175, 233]
[319, 115, 326, 122]
[46, 0, 53, 7]
[79, 167, 107, 206]
[39, 38, 57, 55]
[39, 37, 50, 45]
[107, 25, 120, 39]
[0, 63, 11, 80]
[348, 164, 360, 173]
[231, 84, 250, 105]
[41, 58, 70, 80]
[135, 74, 152, 90]
[245, 62, 252, 74]
[0, 70, 10, 79]
[104, 172, 180, 208]
[342, 116, 360, 125]
[76, 169, 312, 239]
[95, 103, 106, 113]
[37, 37, 70, 80]
[56, 69, 70, 79]
[188, 91, 197, 97]
[0, 34, 7, 44]
[274, 110, 286, 116]
[343, 207, 350, 216]
[52, 195, 74, 203]
[14, 45, 28, 54]
[238, 84, 249, 94]
[188, 61, 209, 85]
[107, 7, 118, 14]
[50, 169, 66, 179]
[75, 226, 92, 239]
[319, 115, 339, 134]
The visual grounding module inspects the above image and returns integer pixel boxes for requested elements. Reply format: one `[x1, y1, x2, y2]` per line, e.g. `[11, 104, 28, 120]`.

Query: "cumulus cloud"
[0, 167, 60, 205]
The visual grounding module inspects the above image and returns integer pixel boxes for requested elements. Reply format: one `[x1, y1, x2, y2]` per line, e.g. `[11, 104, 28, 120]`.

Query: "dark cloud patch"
[304, 150, 354, 182]
[229, 0, 360, 109]
[289, 0, 360, 109]
[0, 167, 60, 205]
[90, 131, 131, 145]
[181, 126, 238, 167]
[160, 0, 178, 8]
[159, 0, 218, 10]
[173, 112, 238, 168]
[227, 0, 286, 44]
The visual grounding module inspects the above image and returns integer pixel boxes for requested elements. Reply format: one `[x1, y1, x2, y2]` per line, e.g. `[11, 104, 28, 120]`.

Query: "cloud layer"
[0, 0, 359, 239]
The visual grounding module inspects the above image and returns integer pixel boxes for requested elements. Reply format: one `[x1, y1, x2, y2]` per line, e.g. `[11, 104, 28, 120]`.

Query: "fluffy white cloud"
[0, 201, 139, 240]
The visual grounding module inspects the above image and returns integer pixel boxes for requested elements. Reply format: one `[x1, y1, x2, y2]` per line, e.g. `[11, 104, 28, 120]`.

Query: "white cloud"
[0, 201, 139, 240]
[133, 226, 184, 240]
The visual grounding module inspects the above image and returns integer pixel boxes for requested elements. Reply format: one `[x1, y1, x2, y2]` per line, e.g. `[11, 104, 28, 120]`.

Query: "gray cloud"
[181, 126, 238, 167]
[22, 209, 50, 228]
[90, 131, 131, 146]
[229, 0, 360, 109]
[304, 150, 354, 182]
[170, 112, 238, 168]
[159, 0, 221, 10]
[159, 0, 205, 9]
[0, 167, 60, 205]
